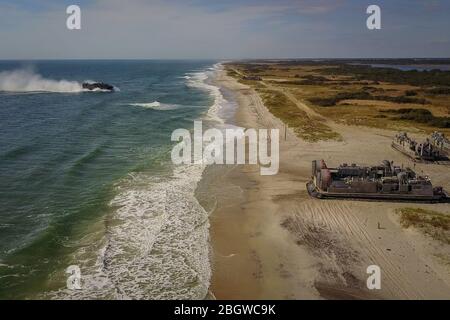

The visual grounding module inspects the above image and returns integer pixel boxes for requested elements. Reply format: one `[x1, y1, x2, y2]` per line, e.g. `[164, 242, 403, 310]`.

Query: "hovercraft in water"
[82, 82, 115, 92]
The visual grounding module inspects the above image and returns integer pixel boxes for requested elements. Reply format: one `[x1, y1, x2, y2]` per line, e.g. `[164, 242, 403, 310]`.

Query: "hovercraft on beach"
[307, 159, 450, 203]
[82, 82, 115, 92]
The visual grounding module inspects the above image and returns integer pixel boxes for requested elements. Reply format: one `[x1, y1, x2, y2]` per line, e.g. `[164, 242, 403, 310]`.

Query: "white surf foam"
[186, 63, 226, 124]
[47, 63, 227, 300]
[129, 101, 181, 111]
[48, 164, 210, 300]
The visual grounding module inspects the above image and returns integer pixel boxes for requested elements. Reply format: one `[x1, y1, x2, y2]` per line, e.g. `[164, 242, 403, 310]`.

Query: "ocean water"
[0, 60, 226, 299]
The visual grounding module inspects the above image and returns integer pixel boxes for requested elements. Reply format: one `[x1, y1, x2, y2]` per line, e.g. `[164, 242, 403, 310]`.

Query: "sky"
[0, 0, 449, 59]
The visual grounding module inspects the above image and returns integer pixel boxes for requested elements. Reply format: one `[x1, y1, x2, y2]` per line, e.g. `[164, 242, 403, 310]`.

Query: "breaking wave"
[47, 165, 211, 300]
[185, 63, 226, 123]
[129, 101, 183, 111]
[45, 63, 226, 300]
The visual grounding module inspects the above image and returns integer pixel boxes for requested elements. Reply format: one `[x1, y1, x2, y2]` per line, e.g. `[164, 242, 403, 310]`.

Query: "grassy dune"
[397, 208, 450, 244]
[226, 61, 450, 135]
[255, 87, 341, 142]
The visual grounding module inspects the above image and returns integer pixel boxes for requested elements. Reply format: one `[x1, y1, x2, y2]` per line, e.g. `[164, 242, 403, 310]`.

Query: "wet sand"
[197, 69, 450, 300]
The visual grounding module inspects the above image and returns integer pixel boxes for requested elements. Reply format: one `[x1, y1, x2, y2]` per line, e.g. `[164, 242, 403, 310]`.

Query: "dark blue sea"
[0, 60, 225, 299]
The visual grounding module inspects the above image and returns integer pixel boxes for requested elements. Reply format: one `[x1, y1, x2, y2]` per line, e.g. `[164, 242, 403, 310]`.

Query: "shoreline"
[198, 68, 321, 299]
[198, 66, 450, 300]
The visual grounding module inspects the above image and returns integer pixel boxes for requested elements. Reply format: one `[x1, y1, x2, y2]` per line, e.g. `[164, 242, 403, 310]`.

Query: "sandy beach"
[198, 68, 450, 300]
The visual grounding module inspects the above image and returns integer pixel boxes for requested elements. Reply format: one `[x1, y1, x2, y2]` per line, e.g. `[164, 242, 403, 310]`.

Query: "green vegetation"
[405, 90, 418, 96]
[308, 91, 429, 107]
[273, 79, 323, 86]
[381, 109, 450, 128]
[396, 208, 450, 244]
[226, 69, 239, 78]
[283, 75, 329, 85]
[319, 64, 450, 87]
[225, 61, 450, 135]
[425, 87, 450, 96]
[255, 88, 341, 142]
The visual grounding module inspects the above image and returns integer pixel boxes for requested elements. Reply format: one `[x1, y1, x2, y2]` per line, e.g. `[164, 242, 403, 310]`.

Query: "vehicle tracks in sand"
[285, 200, 429, 299]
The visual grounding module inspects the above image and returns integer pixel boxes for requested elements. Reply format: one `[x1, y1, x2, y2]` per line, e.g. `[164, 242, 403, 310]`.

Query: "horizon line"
[1, 57, 450, 61]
